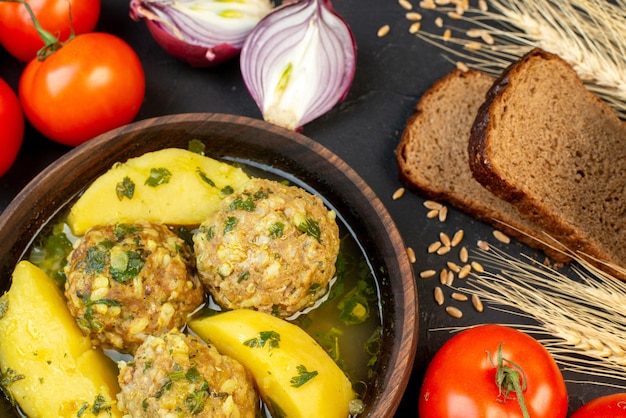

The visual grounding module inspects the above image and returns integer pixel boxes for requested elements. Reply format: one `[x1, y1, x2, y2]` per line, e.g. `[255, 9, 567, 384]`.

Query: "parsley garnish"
[289, 365, 318, 388]
[269, 222, 284, 239]
[85, 244, 109, 274]
[188, 139, 205, 155]
[112, 224, 142, 241]
[254, 188, 270, 199]
[145, 167, 172, 187]
[110, 250, 145, 282]
[297, 217, 321, 242]
[197, 168, 216, 187]
[91, 393, 112, 415]
[228, 196, 256, 212]
[243, 331, 281, 349]
[186, 381, 209, 415]
[223, 216, 238, 233]
[81, 297, 122, 331]
[115, 176, 135, 200]
[0, 367, 25, 405]
[221, 185, 234, 196]
[238, 271, 250, 283]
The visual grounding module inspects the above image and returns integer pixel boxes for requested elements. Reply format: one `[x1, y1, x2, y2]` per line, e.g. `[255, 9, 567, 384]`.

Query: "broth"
[1, 160, 384, 418]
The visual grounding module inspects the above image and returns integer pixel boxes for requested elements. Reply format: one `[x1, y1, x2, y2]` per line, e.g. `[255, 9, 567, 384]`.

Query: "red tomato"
[0, 77, 24, 177]
[0, 0, 100, 62]
[19, 32, 145, 146]
[419, 324, 568, 418]
[570, 393, 626, 417]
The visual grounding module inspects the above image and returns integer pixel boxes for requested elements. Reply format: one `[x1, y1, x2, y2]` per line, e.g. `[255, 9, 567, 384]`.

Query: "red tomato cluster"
[0, 0, 145, 175]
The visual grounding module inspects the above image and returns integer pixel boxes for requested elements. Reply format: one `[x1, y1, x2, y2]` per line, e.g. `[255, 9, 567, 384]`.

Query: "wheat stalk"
[461, 244, 626, 387]
[411, 0, 626, 118]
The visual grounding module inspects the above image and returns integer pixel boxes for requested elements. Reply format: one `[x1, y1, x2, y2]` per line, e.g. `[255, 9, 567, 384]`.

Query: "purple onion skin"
[143, 18, 240, 67]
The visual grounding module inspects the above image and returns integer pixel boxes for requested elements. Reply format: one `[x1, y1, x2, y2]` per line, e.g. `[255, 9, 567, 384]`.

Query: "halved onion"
[240, 0, 357, 129]
[130, 0, 274, 67]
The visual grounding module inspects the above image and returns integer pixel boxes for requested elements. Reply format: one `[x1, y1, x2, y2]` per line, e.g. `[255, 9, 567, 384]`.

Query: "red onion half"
[130, 0, 273, 67]
[240, 0, 357, 130]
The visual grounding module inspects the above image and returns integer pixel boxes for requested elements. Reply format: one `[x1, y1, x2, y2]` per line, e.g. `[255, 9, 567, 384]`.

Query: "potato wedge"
[67, 148, 251, 235]
[189, 309, 356, 418]
[0, 261, 121, 418]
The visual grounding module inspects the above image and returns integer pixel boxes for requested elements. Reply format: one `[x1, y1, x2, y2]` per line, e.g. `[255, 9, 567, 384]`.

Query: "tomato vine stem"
[1, 0, 73, 60]
[488, 342, 530, 418]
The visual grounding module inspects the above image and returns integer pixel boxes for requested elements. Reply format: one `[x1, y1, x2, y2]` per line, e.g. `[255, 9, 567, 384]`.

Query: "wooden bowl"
[0, 113, 418, 417]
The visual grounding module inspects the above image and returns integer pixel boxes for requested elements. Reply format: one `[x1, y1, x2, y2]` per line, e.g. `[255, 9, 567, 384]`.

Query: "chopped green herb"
[81, 297, 122, 332]
[297, 217, 321, 242]
[185, 367, 202, 383]
[155, 380, 173, 398]
[110, 250, 145, 282]
[142, 398, 149, 411]
[173, 226, 194, 248]
[84, 244, 109, 274]
[145, 167, 172, 187]
[289, 365, 318, 388]
[228, 196, 256, 212]
[337, 279, 375, 325]
[223, 216, 238, 234]
[0, 368, 24, 406]
[243, 330, 281, 349]
[201, 225, 215, 241]
[28, 221, 73, 287]
[254, 188, 270, 200]
[314, 327, 343, 362]
[116, 176, 135, 200]
[220, 185, 234, 196]
[188, 139, 205, 155]
[238, 271, 250, 283]
[185, 381, 209, 415]
[268, 222, 284, 239]
[169, 369, 187, 380]
[112, 223, 142, 241]
[77, 402, 89, 417]
[91, 393, 112, 415]
[197, 168, 216, 187]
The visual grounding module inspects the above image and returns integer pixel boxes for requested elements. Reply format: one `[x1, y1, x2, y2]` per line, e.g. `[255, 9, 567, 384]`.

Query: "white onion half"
[240, 0, 357, 129]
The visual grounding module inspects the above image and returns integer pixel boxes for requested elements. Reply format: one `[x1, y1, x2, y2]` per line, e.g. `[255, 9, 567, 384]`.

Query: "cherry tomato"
[571, 393, 626, 417]
[0, 77, 24, 177]
[419, 324, 568, 418]
[0, 0, 100, 63]
[19, 32, 145, 146]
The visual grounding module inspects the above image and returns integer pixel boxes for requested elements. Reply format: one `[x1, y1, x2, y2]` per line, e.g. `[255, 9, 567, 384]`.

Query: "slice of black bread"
[396, 68, 568, 262]
[469, 48, 626, 271]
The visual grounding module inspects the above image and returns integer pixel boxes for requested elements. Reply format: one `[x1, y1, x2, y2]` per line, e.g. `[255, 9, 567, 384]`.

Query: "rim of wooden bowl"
[0, 113, 418, 417]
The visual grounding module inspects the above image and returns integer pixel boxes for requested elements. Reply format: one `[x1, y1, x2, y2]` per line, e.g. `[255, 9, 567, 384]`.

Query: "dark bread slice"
[469, 48, 626, 271]
[396, 68, 568, 261]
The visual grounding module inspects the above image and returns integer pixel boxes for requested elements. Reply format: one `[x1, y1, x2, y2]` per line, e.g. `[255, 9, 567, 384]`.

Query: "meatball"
[193, 178, 340, 317]
[64, 222, 205, 353]
[117, 330, 258, 418]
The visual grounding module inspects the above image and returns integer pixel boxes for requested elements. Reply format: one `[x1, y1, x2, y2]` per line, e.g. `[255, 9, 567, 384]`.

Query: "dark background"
[0, 0, 620, 416]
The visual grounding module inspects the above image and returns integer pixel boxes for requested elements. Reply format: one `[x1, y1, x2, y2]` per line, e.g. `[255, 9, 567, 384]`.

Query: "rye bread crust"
[468, 48, 626, 271]
[396, 67, 570, 262]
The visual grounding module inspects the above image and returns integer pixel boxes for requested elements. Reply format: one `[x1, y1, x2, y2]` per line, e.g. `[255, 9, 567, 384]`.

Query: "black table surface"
[0, 1, 618, 416]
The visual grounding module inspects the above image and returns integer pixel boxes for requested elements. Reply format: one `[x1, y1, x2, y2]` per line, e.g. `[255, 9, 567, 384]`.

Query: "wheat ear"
[411, 0, 626, 118]
[463, 245, 626, 387]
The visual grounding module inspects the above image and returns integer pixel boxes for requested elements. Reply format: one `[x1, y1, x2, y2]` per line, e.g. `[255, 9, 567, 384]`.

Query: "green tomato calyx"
[488, 342, 530, 418]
